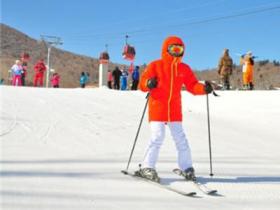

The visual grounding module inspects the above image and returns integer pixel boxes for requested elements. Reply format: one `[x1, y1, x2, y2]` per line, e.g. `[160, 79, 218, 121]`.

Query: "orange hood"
[161, 36, 185, 63]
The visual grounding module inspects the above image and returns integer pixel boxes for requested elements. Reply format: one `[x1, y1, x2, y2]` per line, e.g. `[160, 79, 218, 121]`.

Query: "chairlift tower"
[40, 35, 63, 88]
[99, 44, 109, 87]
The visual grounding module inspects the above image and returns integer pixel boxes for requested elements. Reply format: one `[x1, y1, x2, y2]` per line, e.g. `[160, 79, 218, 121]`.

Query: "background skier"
[240, 51, 254, 90]
[107, 70, 113, 89]
[33, 59, 46, 87]
[20, 52, 30, 86]
[136, 36, 213, 181]
[51, 73, 60, 88]
[217, 48, 233, 90]
[80, 72, 87, 88]
[131, 65, 140, 90]
[120, 68, 129, 90]
[11, 60, 23, 86]
[112, 66, 122, 90]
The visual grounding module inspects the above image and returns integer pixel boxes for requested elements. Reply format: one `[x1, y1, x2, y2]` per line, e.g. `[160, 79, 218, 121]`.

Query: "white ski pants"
[142, 122, 193, 171]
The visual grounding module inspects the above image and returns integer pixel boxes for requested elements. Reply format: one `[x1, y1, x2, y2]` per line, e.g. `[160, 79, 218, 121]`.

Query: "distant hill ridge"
[1, 23, 279, 89]
[0, 23, 121, 87]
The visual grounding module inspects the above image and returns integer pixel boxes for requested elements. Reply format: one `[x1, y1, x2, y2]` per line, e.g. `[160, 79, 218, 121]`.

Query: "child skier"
[51, 73, 60, 88]
[136, 36, 213, 181]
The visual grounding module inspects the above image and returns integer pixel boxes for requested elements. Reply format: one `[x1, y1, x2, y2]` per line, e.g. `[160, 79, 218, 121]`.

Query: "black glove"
[204, 81, 213, 94]
[147, 77, 157, 89]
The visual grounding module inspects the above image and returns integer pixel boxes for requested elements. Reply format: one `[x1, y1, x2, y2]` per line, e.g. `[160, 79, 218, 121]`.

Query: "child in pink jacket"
[51, 73, 60, 88]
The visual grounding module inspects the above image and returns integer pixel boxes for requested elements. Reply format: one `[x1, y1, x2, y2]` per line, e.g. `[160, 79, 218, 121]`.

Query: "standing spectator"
[21, 61, 28, 86]
[11, 60, 23, 86]
[120, 68, 129, 90]
[33, 59, 47, 87]
[20, 53, 30, 86]
[217, 49, 233, 90]
[107, 70, 113, 89]
[112, 66, 122, 90]
[240, 51, 255, 90]
[51, 73, 60, 88]
[80, 72, 87, 88]
[131, 65, 140, 90]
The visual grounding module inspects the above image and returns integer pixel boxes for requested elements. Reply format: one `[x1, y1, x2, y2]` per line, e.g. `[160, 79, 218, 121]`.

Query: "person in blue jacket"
[80, 72, 87, 88]
[131, 65, 140, 90]
[120, 68, 129, 90]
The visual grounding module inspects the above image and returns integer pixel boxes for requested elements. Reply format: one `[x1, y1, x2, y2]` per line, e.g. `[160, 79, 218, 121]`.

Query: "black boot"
[249, 82, 254, 90]
[182, 167, 196, 181]
[135, 168, 160, 182]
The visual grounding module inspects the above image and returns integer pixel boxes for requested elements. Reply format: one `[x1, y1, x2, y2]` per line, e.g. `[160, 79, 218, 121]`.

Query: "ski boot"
[135, 167, 160, 183]
[182, 167, 196, 181]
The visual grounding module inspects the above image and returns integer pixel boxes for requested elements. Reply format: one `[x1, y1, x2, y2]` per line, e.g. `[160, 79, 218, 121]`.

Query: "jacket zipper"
[167, 58, 177, 121]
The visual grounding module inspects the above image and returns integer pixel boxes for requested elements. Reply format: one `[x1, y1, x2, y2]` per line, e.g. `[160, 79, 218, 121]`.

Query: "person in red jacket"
[135, 36, 213, 182]
[33, 59, 47, 87]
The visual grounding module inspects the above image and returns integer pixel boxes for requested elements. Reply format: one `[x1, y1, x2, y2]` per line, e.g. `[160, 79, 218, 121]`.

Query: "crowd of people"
[217, 49, 255, 90]
[8, 58, 61, 88]
[106, 65, 140, 90]
[6, 49, 255, 91]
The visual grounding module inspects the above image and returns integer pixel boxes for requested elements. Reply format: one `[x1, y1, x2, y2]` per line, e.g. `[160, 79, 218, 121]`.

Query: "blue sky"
[1, 0, 280, 70]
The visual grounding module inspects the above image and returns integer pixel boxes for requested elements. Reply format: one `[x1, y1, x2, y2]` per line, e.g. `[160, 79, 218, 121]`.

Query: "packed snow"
[0, 86, 280, 210]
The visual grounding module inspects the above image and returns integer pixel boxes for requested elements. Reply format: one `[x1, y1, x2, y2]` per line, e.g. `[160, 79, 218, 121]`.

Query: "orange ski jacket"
[139, 36, 206, 122]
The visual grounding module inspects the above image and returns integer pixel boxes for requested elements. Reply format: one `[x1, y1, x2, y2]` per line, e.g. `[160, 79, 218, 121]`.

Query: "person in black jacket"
[112, 66, 122, 90]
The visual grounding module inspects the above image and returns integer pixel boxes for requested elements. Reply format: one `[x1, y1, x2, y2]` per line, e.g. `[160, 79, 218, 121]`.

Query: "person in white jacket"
[11, 60, 23, 86]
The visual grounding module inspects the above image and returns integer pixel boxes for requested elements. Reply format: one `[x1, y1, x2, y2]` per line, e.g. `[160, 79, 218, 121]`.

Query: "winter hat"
[246, 51, 252, 55]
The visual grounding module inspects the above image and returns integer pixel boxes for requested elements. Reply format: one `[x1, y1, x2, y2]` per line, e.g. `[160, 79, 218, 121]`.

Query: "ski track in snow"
[0, 104, 18, 137]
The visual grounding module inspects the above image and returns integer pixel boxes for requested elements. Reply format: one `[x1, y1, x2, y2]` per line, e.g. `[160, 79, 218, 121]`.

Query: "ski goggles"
[167, 44, 184, 57]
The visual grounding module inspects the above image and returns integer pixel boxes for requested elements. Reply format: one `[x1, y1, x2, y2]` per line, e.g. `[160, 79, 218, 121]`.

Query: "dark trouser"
[21, 74, 25, 86]
[249, 82, 254, 90]
[220, 74, 230, 90]
[53, 85, 59, 88]
[108, 81, 112, 89]
[81, 84, 85, 88]
[114, 80, 120, 90]
[131, 79, 139, 90]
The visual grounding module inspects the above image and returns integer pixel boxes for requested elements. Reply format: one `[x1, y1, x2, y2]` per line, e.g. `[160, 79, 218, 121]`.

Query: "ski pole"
[206, 93, 214, 177]
[122, 93, 150, 174]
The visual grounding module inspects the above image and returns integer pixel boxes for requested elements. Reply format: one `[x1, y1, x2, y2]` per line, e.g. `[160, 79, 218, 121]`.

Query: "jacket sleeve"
[183, 66, 206, 95]
[139, 62, 157, 92]
[42, 64, 47, 72]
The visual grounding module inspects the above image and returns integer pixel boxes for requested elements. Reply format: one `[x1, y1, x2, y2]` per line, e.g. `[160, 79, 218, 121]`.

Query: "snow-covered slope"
[1, 86, 280, 210]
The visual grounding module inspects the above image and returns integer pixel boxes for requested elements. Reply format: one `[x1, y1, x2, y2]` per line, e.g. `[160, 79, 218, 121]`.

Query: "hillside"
[1, 23, 279, 89]
[0, 24, 121, 88]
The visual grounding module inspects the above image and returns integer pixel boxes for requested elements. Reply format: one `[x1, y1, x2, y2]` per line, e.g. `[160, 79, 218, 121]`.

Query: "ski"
[173, 168, 218, 195]
[121, 170, 197, 197]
